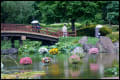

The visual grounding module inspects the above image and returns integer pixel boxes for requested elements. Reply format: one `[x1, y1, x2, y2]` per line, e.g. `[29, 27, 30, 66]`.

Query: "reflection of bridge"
[1, 24, 76, 47]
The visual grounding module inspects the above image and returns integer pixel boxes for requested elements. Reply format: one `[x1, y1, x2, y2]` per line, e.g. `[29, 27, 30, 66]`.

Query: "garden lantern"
[95, 25, 103, 38]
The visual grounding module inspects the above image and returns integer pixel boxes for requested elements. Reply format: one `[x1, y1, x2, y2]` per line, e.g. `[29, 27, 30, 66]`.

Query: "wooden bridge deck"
[1, 24, 77, 39]
[1, 31, 59, 39]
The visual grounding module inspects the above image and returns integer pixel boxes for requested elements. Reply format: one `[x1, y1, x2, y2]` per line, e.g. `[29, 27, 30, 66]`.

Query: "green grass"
[87, 37, 99, 45]
[59, 36, 99, 45]
[40, 22, 82, 31]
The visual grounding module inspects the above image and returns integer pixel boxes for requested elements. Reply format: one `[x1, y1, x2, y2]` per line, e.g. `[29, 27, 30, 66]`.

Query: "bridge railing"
[1, 24, 77, 37]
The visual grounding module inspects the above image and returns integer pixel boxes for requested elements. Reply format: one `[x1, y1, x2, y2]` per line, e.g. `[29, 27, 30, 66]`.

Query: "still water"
[1, 53, 119, 79]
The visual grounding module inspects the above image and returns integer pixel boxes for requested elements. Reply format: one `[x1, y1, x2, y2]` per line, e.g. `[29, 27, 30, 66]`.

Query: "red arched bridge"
[1, 24, 76, 47]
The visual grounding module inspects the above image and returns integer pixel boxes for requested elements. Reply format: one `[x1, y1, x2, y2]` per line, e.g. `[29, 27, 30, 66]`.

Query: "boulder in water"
[78, 36, 88, 45]
[96, 36, 115, 53]
[1, 48, 18, 55]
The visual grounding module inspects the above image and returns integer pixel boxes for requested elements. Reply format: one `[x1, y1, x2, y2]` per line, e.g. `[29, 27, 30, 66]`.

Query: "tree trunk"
[71, 19, 75, 31]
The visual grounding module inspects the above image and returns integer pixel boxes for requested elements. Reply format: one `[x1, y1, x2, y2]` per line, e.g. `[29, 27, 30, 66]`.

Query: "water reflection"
[1, 53, 119, 79]
[49, 64, 60, 76]
[90, 63, 99, 72]
[69, 65, 80, 78]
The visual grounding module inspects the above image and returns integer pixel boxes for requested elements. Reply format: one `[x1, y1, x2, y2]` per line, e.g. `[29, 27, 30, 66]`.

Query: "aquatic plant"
[88, 48, 99, 54]
[49, 48, 58, 55]
[18, 40, 42, 55]
[41, 57, 52, 63]
[20, 57, 32, 65]
[69, 54, 80, 64]
[38, 47, 48, 55]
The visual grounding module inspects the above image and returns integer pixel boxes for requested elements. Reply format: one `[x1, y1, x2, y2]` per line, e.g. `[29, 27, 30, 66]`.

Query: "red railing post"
[46, 28, 48, 35]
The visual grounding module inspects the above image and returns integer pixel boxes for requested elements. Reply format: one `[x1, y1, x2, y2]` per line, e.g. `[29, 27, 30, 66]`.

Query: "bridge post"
[11, 39, 15, 48]
[19, 40, 23, 47]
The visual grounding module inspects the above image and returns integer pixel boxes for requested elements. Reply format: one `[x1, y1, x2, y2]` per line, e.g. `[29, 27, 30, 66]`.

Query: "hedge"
[77, 25, 112, 37]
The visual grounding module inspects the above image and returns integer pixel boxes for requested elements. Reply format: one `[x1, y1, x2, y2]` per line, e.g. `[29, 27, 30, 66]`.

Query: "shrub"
[100, 25, 112, 36]
[77, 24, 112, 37]
[111, 25, 119, 32]
[77, 24, 96, 36]
[107, 32, 119, 42]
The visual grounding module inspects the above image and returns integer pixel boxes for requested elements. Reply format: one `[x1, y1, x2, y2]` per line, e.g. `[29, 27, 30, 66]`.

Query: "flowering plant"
[38, 47, 48, 55]
[49, 48, 58, 55]
[20, 57, 32, 65]
[69, 54, 80, 64]
[88, 48, 99, 54]
[41, 57, 52, 63]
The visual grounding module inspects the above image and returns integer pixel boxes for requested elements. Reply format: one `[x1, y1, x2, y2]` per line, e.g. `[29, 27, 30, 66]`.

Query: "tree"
[36, 1, 99, 31]
[1, 1, 35, 24]
[106, 1, 119, 25]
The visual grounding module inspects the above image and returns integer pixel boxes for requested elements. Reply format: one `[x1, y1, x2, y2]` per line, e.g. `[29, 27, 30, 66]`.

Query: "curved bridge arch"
[1, 23, 77, 47]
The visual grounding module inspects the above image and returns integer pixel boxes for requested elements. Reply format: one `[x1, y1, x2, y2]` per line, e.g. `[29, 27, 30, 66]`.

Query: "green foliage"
[1, 1, 119, 25]
[1, 1, 35, 24]
[1, 40, 12, 49]
[104, 64, 119, 77]
[77, 24, 112, 36]
[107, 32, 119, 42]
[77, 24, 96, 36]
[55, 37, 81, 54]
[1, 40, 20, 49]
[53, 36, 98, 54]
[106, 1, 119, 25]
[87, 37, 99, 45]
[18, 40, 42, 56]
[111, 25, 119, 32]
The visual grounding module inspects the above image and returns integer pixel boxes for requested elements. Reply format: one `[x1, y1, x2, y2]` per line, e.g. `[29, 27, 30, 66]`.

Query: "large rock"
[1, 48, 18, 55]
[78, 36, 88, 45]
[113, 41, 119, 53]
[71, 47, 84, 54]
[83, 44, 96, 53]
[96, 36, 115, 53]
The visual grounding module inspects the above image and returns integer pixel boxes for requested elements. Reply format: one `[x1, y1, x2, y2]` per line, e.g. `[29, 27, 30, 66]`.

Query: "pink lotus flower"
[90, 63, 99, 71]
[20, 57, 32, 65]
[88, 48, 99, 54]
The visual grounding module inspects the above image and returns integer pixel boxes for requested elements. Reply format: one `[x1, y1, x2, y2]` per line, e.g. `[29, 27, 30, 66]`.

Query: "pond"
[1, 53, 119, 79]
